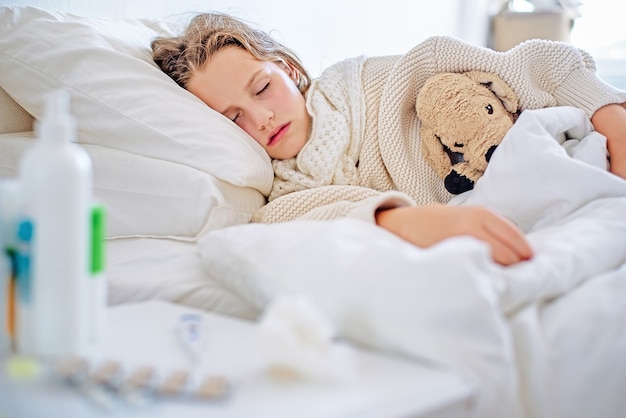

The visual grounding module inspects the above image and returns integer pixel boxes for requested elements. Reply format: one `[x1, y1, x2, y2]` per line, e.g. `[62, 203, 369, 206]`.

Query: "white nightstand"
[0, 300, 473, 418]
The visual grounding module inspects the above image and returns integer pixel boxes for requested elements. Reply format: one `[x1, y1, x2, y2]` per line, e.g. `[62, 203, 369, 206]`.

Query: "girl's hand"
[591, 103, 626, 180]
[375, 205, 533, 266]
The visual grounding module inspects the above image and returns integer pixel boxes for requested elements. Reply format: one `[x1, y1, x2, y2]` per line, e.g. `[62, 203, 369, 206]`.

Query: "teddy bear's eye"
[485, 104, 494, 115]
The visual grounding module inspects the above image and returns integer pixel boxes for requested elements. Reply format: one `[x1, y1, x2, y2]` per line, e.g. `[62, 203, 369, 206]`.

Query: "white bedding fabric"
[198, 106, 626, 418]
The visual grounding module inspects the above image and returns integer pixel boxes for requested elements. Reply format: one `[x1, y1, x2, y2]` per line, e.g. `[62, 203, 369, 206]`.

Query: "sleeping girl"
[151, 12, 626, 267]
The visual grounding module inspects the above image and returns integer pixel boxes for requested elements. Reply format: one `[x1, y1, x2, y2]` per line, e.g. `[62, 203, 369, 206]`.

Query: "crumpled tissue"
[256, 295, 358, 382]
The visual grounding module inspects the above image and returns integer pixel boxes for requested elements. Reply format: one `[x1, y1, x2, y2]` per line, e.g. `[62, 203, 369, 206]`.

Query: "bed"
[1, 4, 625, 418]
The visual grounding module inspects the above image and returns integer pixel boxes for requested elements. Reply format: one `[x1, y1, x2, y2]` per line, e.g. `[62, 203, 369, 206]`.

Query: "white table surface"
[0, 300, 472, 418]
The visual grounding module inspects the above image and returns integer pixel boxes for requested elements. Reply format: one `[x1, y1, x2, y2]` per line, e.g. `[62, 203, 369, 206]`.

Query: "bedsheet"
[198, 106, 626, 418]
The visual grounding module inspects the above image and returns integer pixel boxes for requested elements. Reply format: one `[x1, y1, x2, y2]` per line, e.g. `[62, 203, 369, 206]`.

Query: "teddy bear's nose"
[485, 145, 498, 162]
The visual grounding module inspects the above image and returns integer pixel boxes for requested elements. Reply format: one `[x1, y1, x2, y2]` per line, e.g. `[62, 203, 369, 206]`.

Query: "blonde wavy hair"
[151, 13, 311, 94]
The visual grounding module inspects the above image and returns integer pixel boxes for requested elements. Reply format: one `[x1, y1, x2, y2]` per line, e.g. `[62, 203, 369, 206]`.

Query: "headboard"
[0, 87, 32, 134]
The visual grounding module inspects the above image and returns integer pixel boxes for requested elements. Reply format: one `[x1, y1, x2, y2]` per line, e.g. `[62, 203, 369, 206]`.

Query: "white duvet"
[198, 106, 626, 418]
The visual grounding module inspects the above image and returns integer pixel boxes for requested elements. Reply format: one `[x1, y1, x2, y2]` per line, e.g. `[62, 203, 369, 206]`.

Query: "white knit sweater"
[270, 56, 366, 199]
[253, 36, 626, 224]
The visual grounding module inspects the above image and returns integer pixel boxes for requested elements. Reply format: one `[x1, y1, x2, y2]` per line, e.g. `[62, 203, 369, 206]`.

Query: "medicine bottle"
[16, 90, 93, 360]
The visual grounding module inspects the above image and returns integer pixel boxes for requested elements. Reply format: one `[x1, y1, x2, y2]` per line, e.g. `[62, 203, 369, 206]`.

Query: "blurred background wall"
[3, 0, 624, 87]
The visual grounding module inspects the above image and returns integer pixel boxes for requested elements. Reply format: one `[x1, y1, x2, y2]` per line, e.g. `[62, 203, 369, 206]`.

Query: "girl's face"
[187, 46, 309, 160]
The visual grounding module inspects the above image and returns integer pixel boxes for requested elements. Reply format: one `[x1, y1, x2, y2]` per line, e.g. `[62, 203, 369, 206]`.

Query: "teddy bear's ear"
[464, 71, 519, 114]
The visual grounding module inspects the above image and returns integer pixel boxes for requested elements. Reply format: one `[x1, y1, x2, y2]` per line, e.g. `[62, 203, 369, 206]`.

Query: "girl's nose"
[252, 107, 274, 130]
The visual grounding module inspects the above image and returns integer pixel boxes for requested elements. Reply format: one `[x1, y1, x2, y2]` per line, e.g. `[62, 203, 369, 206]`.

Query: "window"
[570, 1, 626, 89]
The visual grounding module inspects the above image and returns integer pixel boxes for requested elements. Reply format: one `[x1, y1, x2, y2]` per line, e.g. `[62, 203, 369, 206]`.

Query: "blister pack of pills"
[54, 356, 232, 410]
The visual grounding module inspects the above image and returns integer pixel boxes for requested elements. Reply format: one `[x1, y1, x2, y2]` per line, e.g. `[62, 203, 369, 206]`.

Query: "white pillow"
[107, 237, 258, 320]
[87, 144, 266, 239]
[0, 132, 266, 238]
[0, 7, 274, 238]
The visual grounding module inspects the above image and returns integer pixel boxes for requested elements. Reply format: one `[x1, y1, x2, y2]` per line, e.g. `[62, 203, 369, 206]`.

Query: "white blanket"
[454, 106, 626, 313]
[198, 106, 626, 418]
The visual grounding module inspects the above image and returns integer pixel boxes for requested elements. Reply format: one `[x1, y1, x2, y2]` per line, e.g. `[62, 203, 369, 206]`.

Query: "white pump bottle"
[17, 89, 93, 360]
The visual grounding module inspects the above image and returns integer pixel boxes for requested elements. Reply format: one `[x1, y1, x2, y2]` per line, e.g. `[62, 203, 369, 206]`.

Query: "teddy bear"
[415, 71, 520, 194]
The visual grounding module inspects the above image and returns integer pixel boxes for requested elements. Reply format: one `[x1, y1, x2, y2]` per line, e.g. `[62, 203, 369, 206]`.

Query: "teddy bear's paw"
[444, 171, 475, 194]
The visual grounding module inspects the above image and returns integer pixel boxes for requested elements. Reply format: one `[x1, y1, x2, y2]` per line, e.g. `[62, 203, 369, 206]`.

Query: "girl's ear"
[289, 65, 301, 86]
[279, 60, 300, 84]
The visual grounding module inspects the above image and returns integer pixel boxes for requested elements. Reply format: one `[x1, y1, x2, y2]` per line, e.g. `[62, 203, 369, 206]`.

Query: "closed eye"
[256, 82, 270, 96]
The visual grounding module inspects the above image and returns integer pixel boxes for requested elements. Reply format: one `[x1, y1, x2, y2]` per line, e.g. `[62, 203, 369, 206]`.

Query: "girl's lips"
[267, 123, 290, 147]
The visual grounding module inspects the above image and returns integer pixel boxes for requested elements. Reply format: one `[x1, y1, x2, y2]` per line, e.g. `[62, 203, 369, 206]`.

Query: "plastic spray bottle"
[16, 90, 95, 360]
